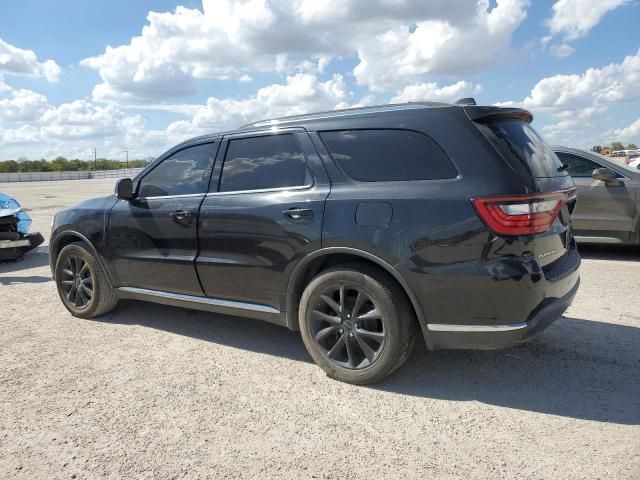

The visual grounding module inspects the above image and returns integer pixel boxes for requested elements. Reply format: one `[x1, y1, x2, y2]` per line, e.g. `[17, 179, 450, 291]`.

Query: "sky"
[0, 0, 639, 161]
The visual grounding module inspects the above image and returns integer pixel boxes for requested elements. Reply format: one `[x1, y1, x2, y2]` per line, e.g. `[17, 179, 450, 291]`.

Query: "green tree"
[626, 143, 637, 150]
[610, 141, 625, 151]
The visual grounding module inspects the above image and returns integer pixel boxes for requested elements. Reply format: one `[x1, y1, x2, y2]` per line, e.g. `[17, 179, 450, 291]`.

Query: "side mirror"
[592, 168, 619, 184]
[115, 178, 135, 199]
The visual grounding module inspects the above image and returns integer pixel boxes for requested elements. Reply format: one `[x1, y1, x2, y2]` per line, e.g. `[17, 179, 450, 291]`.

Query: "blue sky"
[0, 0, 639, 160]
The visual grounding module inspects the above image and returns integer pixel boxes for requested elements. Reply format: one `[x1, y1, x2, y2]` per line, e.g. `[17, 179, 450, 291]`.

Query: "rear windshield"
[481, 119, 565, 178]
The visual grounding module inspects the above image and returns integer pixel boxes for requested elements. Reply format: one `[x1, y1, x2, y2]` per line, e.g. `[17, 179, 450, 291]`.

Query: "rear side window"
[220, 134, 310, 192]
[138, 143, 215, 197]
[319, 129, 457, 182]
[481, 119, 564, 178]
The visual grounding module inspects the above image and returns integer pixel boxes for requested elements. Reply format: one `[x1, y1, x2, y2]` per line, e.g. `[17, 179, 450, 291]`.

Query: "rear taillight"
[472, 189, 576, 236]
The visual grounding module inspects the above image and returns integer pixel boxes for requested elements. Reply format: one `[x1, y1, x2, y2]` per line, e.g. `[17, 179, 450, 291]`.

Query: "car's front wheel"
[54, 242, 118, 318]
[299, 264, 417, 385]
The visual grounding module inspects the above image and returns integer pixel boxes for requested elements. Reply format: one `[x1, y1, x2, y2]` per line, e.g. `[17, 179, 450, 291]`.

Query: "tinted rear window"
[482, 119, 565, 178]
[320, 129, 457, 182]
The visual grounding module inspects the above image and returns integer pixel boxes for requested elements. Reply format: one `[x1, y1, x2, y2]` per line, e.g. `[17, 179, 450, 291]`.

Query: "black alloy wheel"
[59, 254, 94, 309]
[299, 264, 417, 385]
[55, 242, 119, 318]
[310, 283, 385, 369]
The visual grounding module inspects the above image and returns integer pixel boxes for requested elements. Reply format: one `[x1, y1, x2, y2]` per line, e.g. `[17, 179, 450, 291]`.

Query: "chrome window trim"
[118, 287, 280, 314]
[427, 322, 528, 332]
[134, 193, 206, 201]
[206, 183, 314, 197]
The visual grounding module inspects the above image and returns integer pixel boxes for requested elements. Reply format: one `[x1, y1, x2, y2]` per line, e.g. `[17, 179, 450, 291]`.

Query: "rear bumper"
[425, 276, 579, 349]
[400, 242, 581, 350]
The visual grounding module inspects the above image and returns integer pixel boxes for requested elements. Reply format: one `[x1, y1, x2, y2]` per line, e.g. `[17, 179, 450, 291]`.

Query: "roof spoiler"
[455, 97, 477, 106]
[462, 106, 533, 124]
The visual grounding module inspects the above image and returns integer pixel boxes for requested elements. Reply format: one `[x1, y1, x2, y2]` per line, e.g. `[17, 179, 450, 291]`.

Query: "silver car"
[553, 146, 640, 245]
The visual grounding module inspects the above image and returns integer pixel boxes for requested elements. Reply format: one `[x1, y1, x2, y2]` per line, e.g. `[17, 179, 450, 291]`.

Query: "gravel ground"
[1, 179, 639, 479]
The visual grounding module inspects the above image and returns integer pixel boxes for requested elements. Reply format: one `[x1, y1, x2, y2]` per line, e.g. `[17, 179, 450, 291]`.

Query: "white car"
[629, 157, 640, 169]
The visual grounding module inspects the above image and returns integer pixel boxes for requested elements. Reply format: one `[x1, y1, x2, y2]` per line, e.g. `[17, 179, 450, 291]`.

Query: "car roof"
[173, 101, 456, 149]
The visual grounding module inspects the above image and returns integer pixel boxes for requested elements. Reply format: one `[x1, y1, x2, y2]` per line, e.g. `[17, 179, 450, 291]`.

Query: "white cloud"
[391, 80, 482, 103]
[549, 43, 575, 58]
[608, 118, 640, 142]
[0, 88, 49, 122]
[0, 73, 352, 159]
[505, 49, 640, 111]
[499, 50, 640, 147]
[0, 38, 61, 81]
[0, 86, 148, 159]
[354, 0, 529, 90]
[165, 73, 351, 140]
[547, 0, 630, 41]
[81, 0, 529, 101]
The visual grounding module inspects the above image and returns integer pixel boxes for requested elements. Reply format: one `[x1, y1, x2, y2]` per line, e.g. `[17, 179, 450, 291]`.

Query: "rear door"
[196, 129, 329, 312]
[107, 142, 218, 294]
[556, 151, 635, 241]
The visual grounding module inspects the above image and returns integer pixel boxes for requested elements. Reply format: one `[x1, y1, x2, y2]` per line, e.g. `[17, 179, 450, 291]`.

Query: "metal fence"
[0, 168, 145, 183]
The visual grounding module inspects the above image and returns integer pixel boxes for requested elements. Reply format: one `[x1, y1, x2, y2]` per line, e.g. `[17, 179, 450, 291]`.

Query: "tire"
[299, 263, 417, 385]
[54, 242, 118, 318]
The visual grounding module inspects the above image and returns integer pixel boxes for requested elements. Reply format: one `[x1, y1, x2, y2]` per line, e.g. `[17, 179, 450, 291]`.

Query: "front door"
[196, 130, 329, 311]
[107, 141, 218, 294]
[558, 151, 636, 240]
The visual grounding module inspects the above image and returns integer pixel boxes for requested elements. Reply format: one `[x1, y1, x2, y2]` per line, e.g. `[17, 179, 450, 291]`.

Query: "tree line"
[0, 157, 151, 173]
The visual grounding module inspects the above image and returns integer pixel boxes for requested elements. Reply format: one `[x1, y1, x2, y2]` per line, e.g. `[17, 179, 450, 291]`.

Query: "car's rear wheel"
[55, 242, 118, 318]
[299, 264, 417, 385]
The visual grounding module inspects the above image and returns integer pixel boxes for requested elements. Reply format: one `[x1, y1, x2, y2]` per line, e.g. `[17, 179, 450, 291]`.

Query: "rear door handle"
[169, 209, 195, 225]
[283, 208, 313, 220]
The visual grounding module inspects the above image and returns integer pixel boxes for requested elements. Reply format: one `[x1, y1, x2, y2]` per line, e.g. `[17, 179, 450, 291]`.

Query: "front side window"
[138, 143, 215, 197]
[319, 129, 457, 182]
[219, 134, 310, 192]
[556, 152, 601, 178]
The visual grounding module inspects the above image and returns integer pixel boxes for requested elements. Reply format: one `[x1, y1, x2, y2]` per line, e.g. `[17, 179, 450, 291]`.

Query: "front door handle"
[283, 208, 313, 221]
[169, 209, 195, 226]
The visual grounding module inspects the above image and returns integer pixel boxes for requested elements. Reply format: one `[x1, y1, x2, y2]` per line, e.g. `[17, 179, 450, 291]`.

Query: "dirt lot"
[1, 179, 639, 479]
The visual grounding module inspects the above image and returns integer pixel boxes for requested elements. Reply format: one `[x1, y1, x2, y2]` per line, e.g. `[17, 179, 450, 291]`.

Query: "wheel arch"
[50, 230, 113, 287]
[285, 247, 428, 333]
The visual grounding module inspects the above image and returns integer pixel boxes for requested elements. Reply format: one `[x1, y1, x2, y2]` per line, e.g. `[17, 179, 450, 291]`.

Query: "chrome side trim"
[427, 322, 528, 332]
[118, 287, 280, 314]
[135, 193, 206, 201]
[205, 183, 313, 197]
[574, 236, 624, 244]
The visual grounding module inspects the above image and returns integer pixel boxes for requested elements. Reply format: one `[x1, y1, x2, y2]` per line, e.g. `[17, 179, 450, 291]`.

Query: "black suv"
[50, 101, 580, 384]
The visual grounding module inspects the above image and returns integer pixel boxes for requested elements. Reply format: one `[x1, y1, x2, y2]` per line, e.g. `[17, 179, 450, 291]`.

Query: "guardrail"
[0, 168, 145, 183]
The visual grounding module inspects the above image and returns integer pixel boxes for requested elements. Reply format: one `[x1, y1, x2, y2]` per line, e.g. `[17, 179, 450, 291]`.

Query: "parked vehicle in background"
[48, 100, 581, 385]
[0, 193, 44, 260]
[629, 157, 640, 169]
[554, 146, 640, 245]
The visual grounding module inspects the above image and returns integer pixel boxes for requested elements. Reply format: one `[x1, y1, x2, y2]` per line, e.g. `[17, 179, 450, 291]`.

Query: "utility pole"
[93, 148, 97, 170]
[124, 148, 129, 169]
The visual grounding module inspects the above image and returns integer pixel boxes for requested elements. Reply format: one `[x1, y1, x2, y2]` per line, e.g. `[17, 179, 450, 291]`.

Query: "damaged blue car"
[0, 193, 44, 261]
